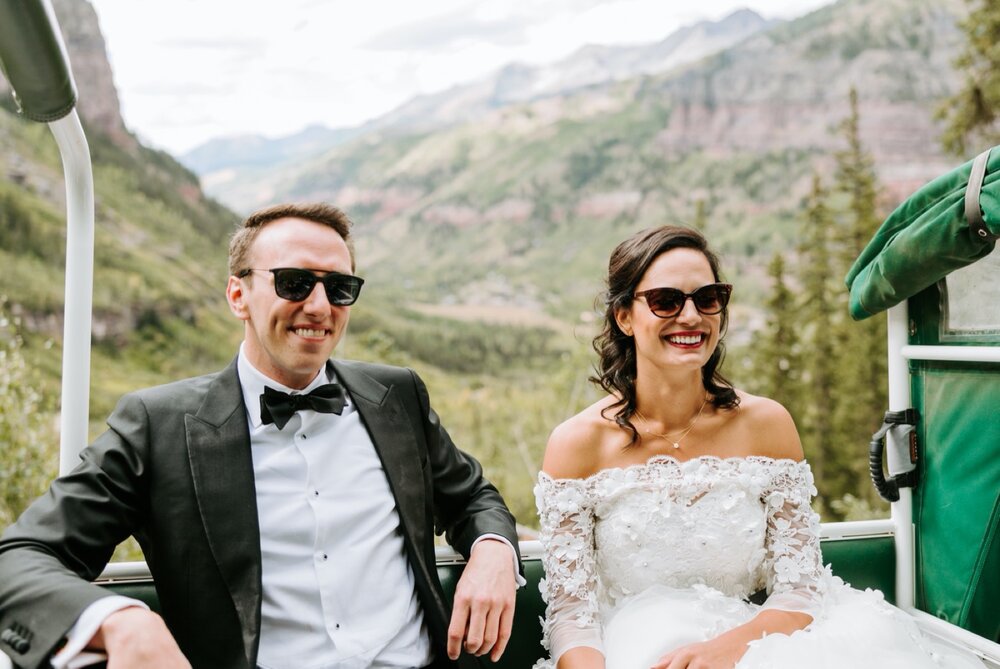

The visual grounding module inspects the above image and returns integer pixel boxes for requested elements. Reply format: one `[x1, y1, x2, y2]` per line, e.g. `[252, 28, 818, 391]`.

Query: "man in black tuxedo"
[0, 203, 521, 669]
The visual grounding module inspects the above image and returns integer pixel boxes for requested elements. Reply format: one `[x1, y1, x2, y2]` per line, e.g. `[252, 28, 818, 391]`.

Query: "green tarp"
[846, 147, 1000, 321]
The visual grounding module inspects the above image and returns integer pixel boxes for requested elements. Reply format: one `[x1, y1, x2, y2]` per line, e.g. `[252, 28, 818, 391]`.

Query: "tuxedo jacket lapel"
[184, 359, 262, 664]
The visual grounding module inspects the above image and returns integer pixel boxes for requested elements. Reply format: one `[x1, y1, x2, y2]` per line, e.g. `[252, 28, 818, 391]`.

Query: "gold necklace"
[634, 396, 709, 449]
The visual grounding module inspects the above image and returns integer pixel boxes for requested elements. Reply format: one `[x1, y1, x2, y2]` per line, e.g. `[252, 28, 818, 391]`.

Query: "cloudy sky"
[89, 0, 832, 155]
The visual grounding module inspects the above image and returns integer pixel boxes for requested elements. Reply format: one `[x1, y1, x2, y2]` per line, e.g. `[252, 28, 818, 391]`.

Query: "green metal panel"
[0, 0, 77, 121]
[101, 582, 162, 614]
[912, 362, 1000, 641]
[821, 536, 896, 604]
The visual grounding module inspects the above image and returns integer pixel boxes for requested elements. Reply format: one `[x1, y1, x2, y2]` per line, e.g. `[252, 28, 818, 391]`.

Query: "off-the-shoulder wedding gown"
[532, 456, 981, 669]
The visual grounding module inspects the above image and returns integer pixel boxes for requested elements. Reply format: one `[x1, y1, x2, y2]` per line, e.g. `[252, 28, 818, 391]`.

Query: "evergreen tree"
[830, 89, 888, 511]
[937, 0, 1000, 156]
[692, 199, 708, 234]
[751, 253, 802, 423]
[798, 175, 837, 499]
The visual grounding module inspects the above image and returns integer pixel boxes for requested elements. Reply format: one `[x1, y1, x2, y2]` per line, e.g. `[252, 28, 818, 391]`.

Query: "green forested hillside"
[1, 100, 237, 413]
[0, 97, 234, 527]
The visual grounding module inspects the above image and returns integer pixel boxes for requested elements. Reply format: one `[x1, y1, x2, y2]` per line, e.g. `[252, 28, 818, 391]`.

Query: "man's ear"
[227, 275, 250, 321]
[614, 306, 633, 337]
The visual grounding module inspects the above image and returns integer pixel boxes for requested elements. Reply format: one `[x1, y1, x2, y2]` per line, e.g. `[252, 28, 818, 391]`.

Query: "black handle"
[869, 433, 900, 502]
[869, 409, 919, 503]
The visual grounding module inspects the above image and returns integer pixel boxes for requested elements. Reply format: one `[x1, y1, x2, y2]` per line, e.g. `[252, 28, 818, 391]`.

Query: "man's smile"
[292, 326, 330, 338]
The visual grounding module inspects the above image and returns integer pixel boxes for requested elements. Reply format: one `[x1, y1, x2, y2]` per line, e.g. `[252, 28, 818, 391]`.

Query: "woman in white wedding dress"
[533, 226, 980, 669]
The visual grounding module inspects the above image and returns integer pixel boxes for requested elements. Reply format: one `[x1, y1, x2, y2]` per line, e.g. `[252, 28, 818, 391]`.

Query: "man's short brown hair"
[228, 202, 355, 275]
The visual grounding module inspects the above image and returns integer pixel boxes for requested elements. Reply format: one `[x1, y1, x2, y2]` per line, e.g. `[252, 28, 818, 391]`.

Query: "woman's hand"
[650, 609, 812, 669]
[649, 632, 748, 669]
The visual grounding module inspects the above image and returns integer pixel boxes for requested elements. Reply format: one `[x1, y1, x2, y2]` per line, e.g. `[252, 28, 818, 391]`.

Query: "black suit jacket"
[0, 358, 520, 669]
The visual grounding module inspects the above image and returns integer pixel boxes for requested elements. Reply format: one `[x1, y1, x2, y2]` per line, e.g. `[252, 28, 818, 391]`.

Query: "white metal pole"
[901, 345, 1000, 363]
[886, 302, 914, 609]
[49, 110, 94, 476]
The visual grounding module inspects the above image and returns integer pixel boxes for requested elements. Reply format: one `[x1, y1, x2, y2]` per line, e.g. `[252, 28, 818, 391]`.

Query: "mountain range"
[185, 0, 966, 334]
[182, 8, 776, 178]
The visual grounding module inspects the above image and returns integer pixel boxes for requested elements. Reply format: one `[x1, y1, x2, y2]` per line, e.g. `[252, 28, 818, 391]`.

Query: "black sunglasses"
[633, 283, 732, 318]
[237, 267, 364, 305]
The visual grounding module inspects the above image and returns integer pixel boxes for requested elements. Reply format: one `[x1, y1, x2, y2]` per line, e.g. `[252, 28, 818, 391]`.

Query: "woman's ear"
[615, 306, 633, 337]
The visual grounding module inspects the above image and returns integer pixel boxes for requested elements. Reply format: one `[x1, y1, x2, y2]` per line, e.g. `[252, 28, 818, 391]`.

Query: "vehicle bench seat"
[97, 534, 894, 667]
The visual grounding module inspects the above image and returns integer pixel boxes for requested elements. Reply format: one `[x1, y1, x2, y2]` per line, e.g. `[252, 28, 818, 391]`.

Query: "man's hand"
[89, 607, 191, 669]
[447, 539, 517, 662]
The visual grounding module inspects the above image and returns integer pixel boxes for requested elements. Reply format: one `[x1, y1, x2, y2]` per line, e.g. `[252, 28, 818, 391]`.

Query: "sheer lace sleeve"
[759, 460, 826, 620]
[535, 473, 603, 663]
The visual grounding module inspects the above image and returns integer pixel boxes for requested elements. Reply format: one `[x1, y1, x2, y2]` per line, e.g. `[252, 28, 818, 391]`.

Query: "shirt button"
[299, 433, 307, 439]
[313, 490, 320, 497]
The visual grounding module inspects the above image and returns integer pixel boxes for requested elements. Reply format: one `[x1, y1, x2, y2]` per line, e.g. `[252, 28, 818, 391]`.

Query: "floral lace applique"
[534, 475, 603, 665]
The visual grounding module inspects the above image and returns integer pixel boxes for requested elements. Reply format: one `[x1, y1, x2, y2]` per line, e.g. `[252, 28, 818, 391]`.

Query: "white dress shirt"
[239, 351, 432, 669]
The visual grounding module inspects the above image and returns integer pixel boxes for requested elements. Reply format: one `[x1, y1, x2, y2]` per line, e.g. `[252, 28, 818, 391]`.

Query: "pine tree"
[937, 0, 1000, 156]
[797, 175, 837, 501]
[692, 199, 708, 234]
[752, 253, 802, 423]
[830, 89, 888, 512]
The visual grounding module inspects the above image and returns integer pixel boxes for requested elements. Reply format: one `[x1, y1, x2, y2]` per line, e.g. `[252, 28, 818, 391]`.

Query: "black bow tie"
[259, 383, 346, 430]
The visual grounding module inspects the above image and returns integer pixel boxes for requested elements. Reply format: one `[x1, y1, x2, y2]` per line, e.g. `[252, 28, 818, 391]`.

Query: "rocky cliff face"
[646, 0, 964, 200]
[0, 0, 134, 149]
[370, 9, 775, 134]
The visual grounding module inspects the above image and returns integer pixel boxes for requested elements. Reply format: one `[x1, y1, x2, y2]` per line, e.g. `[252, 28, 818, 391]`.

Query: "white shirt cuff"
[472, 534, 527, 588]
[50, 596, 149, 669]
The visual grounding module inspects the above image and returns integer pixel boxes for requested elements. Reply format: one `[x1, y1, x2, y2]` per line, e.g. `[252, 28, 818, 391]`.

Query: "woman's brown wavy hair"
[591, 225, 740, 447]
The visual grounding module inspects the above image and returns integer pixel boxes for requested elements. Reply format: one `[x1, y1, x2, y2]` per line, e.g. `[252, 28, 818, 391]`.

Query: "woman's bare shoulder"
[542, 397, 621, 480]
[731, 391, 804, 461]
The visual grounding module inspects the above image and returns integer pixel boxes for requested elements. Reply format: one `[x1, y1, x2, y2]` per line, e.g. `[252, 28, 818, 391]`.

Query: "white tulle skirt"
[598, 580, 983, 669]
